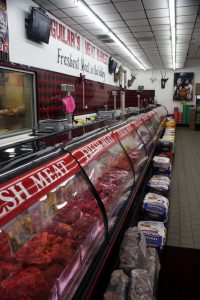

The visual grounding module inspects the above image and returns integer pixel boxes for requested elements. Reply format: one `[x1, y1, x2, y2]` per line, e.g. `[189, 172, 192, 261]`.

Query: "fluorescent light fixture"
[77, 1, 109, 33]
[169, 0, 176, 70]
[108, 32, 146, 70]
[77, 0, 146, 70]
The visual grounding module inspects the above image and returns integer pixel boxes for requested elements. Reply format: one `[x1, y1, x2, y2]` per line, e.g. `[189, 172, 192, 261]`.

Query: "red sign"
[72, 132, 117, 167]
[130, 117, 144, 130]
[0, 154, 80, 226]
[51, 19, 81, 51]
[85, 40, 95, 58]
[113, 123, 136, 141]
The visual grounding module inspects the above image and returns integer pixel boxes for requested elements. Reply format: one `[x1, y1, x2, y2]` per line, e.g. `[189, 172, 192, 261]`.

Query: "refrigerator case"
[112, 122, 147, 181]
[140, 114, 157, 138]
[70, 131, 135, 230]
[0, 152, 106, 300]
[129, 117, 153, 155]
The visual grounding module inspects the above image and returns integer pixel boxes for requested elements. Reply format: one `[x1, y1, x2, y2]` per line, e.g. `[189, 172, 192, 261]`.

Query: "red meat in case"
[113, 157, 131, 171]
[54, 206, 82, 225]
[0, 261, 22, 281]
[0, 267, 50, 300]
[0, 233, 14, 262]
[47, 222, 73, 238]
[73, 215, 96, 233]
[50, 238, 74, 264]
[43, 263, 64, 287]
[15, 232, 63, 269]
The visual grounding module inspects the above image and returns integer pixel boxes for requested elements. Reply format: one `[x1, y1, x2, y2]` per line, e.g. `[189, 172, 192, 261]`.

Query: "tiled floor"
[167, 127, 200, 249]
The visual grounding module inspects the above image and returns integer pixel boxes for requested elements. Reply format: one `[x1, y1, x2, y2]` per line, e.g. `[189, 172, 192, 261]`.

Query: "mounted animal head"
[150, 71, 156, 83]
[128, 74, 137, 88]
[114, 66, 126, 83]
[160, 71, 168, 89]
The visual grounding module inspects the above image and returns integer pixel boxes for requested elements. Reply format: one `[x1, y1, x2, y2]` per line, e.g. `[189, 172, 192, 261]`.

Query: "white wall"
[133, 59, 200, 114]
[6, 0, 133, 87]
[5, 0, 200, 113]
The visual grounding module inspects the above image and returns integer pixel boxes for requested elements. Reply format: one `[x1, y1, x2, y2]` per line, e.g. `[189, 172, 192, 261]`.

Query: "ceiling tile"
[177, 35, 191, 41]
[82, 23, 104, 30]
[134, 31, 154, 38]
[176, 23, 195, 29]
[176, 6, 199, 16]
[62, 7, 86, 17]
[35, 0, 57, 10]
[73, 15, 94, 24]
[69, 24, 85, 31]
[155, 35, 170, 40]
[176, 15, 197, 23]
[61, 17, 77, 25]
[176, 28, 193, 34]
[102, 13, 122, 21]
[90, 3, 117, 14]
[89, 28, 107, 34]
[143, 0, 169, 9]
[85, 0, 111, 4]
[112, 27, 131, 33]
[130, 26, 151, 32]
[126, 19, 149, 26]
[153, 30, 171, 36]
[117, 32, 135, 38]
[151, 24, 170, 31]
[49, 0, 78, 8]
[113, 1, 143, 12]
[139, 41, 157, 47]
[50, 9, 68, 18]
[120, 11, 146, 20]
[146, 8, 169, 18]
[176, 0, 200, 7]
[106, 20, 126, 28]
[149, 17, 170, 25]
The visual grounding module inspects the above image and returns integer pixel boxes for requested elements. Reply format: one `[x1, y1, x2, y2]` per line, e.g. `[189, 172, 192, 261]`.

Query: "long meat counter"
[0, 106, 167, 300]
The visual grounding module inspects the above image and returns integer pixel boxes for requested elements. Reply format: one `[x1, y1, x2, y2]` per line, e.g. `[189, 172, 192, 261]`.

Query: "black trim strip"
[67, 151, 109, 241]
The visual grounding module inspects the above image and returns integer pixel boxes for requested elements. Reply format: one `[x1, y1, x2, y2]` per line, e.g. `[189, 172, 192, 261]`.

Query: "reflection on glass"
[0, 68, 34, 136]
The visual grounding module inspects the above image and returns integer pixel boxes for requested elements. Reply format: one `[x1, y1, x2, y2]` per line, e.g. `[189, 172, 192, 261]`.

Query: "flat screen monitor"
[108, 57, 117, 74]
[27, 7, 52, 44]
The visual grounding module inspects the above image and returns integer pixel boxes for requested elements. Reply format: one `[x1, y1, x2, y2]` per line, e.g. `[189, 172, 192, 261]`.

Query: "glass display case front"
[129, 117, 153, 154]
[0, 67, 36, 137]
[141, 114, 156, 137]
[71, 132, 134, 230]
[0, 152, 105, 300]
[112, 123, 147, 181]
[154, 106, 168, 120]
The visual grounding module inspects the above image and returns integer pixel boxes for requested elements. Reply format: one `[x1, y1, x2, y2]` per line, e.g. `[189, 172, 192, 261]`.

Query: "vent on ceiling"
[96, 34, 114, 43]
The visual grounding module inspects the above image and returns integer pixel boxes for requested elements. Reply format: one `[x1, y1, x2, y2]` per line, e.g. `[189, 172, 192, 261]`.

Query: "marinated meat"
[54, 207, 82, 225]
[16, 232, 64, 269]
[0, 261, 22, 281]
[47, 222, 73, 238]
[73, 215, 96, 233]
[44, 263, 64, 287]
[0, 267, 50, 300]
[0, 233, 14, 262]
[50, 238, 74, 264]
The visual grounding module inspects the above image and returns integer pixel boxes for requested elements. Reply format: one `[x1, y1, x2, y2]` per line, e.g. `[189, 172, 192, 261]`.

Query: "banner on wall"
[173, 72, 194, 101]
[51, 18, 109, 82]
[0, 0, 9, 62]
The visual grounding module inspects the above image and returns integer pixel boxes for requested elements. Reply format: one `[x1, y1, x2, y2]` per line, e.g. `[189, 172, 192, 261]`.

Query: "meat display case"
[0, 106, 167, 300]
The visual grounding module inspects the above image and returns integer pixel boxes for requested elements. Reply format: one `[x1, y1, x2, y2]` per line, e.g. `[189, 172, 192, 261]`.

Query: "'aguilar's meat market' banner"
[6, 0, 113, 84]
[0, 0, 9, 61]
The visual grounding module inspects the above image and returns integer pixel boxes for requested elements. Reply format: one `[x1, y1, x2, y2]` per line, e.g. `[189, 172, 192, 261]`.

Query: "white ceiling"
[34, 0, 200, 70]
